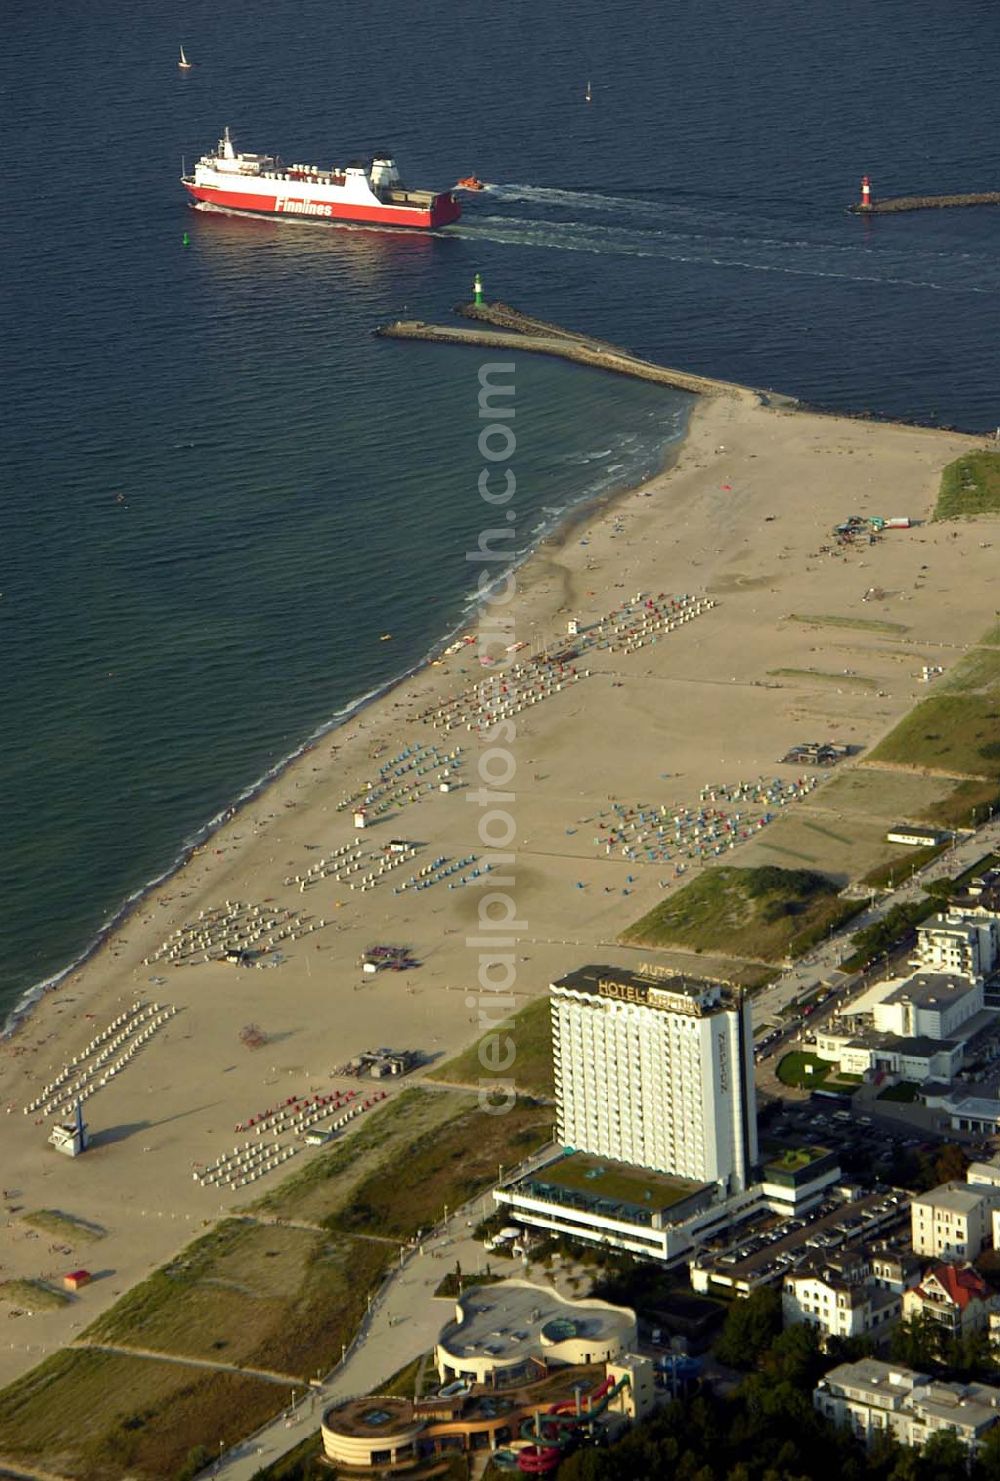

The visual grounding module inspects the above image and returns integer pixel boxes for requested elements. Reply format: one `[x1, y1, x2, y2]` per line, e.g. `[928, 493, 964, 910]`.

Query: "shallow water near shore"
[0, 340, 691, 1024]
[6, 0, 1000, 1022]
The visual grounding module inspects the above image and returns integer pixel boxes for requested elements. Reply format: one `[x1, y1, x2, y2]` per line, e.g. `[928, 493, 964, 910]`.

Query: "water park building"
[320, 1280, 654, 1473]
[435, 1280, 635, 1386]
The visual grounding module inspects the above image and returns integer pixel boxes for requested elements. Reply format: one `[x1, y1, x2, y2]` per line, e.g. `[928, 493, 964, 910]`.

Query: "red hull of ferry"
[185, 183, 461, 229]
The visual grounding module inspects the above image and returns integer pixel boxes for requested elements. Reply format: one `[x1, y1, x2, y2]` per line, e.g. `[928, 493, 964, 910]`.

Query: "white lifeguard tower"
[49, 1100, 89, 1158]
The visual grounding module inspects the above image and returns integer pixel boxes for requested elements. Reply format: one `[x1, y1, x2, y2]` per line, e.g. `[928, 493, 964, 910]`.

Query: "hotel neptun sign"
[595, 977, 703, 1016]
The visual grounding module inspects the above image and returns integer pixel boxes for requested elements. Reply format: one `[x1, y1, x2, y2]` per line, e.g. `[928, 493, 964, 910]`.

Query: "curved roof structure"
[436, 1279, 636, 1378]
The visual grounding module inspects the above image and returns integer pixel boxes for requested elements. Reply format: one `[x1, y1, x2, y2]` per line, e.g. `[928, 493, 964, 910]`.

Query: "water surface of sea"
[3, 0, 1000, 1019]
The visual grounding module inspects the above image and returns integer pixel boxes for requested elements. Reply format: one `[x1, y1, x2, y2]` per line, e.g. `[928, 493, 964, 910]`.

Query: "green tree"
[761, 1321, 825, 1388]
[175, 1448, 213, 1481]
[742, 1371, 816, 1433]
[976, 1248, 1000, 1292]
[917, 1428, 968, 1480]
[556, 1453, 610, 1481]
[714, 1285, 783, 1369]
[942, 1324, 991, 1379]
[888, 1449, 922, 1481]
[882, 1144, 922, 1191]
[846, 901, 927, 969]
[677, 1462, 714, 1481]
[890, 1313, 941, 1369]
[824, 1333, 873, 1367]
[867, 1428, 903, 1475]
[934, 1142, 970, 1185]
[973, 1422, 1000, 1480]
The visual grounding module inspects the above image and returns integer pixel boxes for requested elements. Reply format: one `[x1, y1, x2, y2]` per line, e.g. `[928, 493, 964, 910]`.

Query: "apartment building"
[815, 1359, 1000, 1456]
[914, 913, 999, 980]
[911, 1181, 1000, 1260]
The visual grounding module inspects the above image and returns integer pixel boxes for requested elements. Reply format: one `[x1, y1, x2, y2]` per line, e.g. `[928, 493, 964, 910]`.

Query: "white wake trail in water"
[451, 195, 1000, 296]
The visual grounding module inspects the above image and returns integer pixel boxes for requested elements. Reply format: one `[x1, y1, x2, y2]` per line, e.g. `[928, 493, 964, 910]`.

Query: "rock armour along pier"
[375, 301, 779, 405]
[851, 191, 1000, 215]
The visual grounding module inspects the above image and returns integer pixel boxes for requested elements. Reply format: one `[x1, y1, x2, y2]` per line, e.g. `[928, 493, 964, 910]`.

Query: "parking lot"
[692, 1181, 911, 1295]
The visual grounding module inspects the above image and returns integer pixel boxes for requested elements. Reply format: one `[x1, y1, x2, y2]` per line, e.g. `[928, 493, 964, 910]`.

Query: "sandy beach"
[1, 391, 997, 1388]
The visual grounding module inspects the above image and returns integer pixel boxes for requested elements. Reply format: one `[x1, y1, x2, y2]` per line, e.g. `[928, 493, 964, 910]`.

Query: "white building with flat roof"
[551, 966, 757, 1195]
[915, 913, 999, 980]
[928, 1092, 1000, 1137]
[814, 1359, 1000, 1457]
[968, 1160, 1000, 1191]
[911, 1181, 1000, 1260]
[495, 966, 841, 1269]
[873, 972, 983, 1040]
[811, 1027, 961, 1084]
[496, 1153, 765, 1266]
[886, 825, 948, 848]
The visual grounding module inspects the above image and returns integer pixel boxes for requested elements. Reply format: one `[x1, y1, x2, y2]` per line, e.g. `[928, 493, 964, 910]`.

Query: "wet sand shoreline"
[1, 384, 997, 1391]
[0, 397, 693, 1045]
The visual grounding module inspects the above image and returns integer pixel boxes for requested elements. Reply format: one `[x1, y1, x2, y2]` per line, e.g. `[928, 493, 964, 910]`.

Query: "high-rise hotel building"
[551, 966, 758, 1194]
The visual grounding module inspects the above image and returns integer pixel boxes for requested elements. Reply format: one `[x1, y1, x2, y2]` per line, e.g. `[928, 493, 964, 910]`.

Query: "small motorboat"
[380, 633, 393, 641]
[456, 175, 485, 191]
[178, 44, 193, 69]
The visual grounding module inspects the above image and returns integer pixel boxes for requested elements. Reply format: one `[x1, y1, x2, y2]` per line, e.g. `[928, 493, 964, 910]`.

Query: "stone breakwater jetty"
[375, 300, 779, 405]
[851, 191, 1000, 215]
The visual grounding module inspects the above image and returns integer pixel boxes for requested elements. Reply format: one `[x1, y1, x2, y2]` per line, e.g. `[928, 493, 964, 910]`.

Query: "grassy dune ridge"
[621, 865, 857, 962]
[935, 451, 1000, 519]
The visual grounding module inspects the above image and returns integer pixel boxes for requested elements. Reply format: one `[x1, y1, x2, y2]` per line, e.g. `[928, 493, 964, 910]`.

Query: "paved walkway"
[203, 1201, 527, 1479]
[752, 817, 1000, 1112]
[199, 823, 1000, 1477]
[753, 817, 1000, 1029]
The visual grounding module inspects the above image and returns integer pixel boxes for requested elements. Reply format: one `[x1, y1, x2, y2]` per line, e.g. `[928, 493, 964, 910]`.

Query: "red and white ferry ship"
[182, 127, 461, 229]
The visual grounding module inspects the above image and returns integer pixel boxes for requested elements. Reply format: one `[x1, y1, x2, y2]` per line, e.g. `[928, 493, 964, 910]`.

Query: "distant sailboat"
[178, 45, 193, 70]
[585, 79, 592, 103]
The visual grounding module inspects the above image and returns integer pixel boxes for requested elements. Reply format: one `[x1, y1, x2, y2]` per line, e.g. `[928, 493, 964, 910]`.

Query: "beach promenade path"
[752, 812, 1000, 1029]
[196, 820, 1000, 1478]
[204, 1208, 526, 1479]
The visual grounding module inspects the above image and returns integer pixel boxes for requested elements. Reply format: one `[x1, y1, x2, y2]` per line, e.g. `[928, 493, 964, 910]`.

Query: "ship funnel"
[221, 126, 236, 161]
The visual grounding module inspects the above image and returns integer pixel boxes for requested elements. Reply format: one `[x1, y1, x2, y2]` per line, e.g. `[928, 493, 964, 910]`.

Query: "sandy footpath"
[0, 393, 997, 1387]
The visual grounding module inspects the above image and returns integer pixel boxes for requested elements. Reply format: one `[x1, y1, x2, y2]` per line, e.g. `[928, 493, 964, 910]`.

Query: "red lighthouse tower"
[860, 175, 872, 210]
